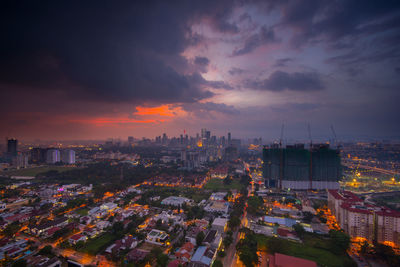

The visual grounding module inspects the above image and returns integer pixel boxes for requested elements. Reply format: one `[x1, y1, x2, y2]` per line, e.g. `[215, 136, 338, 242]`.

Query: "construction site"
[263, 143, 342, 190]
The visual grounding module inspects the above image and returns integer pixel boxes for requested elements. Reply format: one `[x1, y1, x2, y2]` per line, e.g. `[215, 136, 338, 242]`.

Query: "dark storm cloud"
[232, 26, 278, 56]
[273, 58, 294, 68]
[194, 56, 210, 73]
[181, 102, 239, 115]
[246, 71, 324, 92]
[228, 67, 245, 76]
[0, 0, 237, 106]
[194, 57, 210, 66]
[187, 73, 233, 90]
[275, 0, 400, 47]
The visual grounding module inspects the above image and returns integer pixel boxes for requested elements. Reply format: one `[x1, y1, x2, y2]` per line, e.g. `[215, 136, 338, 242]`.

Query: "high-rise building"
[328, 190, 400, 247]
[12, 153, 29, 168]
[227, 132, 231, 145]
[31, 147, 48, 164]
[61, 149, 75, 164]
[7, 138, 18, 157]
[46, 149, 60, 164]
[128, 136, 134, 145]
[263, 144, 341, 190]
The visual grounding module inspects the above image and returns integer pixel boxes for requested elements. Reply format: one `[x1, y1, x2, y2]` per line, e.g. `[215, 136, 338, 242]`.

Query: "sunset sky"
[1, 0, 399, 141]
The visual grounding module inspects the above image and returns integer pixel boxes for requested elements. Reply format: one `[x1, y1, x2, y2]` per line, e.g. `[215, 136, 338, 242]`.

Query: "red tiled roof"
[46, 226, 61, 236]
[329, 190, 362, 202]
[70, 234, 85, 241]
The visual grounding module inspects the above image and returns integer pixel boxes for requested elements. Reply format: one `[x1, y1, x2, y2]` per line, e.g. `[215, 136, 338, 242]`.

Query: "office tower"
[263, 144, 341, 190]
[46, 149, 60, 164]
[7, 138, 18, 157]
[128, 136, 134, 145]
[31, 147, 48, 163]
[162, 133, 168, 145]
[13, 153, 29, 168]
[201, 128, 207, 139]
[221, 136, 226, 147]
[61, 149, 76, 164]
[227, 132, 231, 145]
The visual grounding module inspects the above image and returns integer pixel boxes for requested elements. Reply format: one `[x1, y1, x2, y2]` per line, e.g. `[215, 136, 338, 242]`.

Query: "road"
[224, 171, 255, 267]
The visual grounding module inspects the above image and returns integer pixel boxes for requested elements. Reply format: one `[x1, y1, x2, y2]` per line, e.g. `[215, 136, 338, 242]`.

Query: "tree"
[38, 245, 53, 256]
[228, 216, 241, 230]
[223, 235, 233, 248]
[156, 253, 169, 267]
[196, 231, 205, 246]
[212, 260, 223, 267]
[302, 211, 314, 223]
[238, 247, 258, 267]
[329, 230, 350, 253]
[266, 237, 285, 254]
[223, 175, 232, 185]
[112, 221, 124, 234]
[11, 259, 27, 267]
[293, 223, 305, 238]
[247, 196, 263, 215]
[3, 222, 21, 237]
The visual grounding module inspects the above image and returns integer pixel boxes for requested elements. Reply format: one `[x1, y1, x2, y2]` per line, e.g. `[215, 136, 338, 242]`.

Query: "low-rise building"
[69, 234, 87, 245]
[161, 196, 191, 206]
[189, 246, 217, 267]
[211, 217, 228, 233]
[146, 229, 169, 245]
[204, 201, 229, 214]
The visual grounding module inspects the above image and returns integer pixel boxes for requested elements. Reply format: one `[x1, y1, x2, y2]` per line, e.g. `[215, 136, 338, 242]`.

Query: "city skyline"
[1, 1, 400, 141]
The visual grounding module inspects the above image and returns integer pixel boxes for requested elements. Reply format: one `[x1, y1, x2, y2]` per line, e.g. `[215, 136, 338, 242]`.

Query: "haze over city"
[1, 0, 400, 141]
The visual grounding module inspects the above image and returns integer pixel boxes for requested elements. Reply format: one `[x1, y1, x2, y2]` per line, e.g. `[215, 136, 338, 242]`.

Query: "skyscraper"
[7, 138, 18, 157]
[61, 149, 76, 164]
[128, 136, 134, 146]
[46, 149, 60, 164]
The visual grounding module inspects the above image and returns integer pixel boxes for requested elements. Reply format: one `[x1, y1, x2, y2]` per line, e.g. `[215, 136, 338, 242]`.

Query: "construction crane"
[307, 124, 313, 190]
[279, 123, 284, 190]
[331, 125, 338, 148]
[279, 124, 284, 148]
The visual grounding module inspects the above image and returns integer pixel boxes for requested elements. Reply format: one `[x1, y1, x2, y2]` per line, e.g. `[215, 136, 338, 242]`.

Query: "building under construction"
[263, 144, 341, 190]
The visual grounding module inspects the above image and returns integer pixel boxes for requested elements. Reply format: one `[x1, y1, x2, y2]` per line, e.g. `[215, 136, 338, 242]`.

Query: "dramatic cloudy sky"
[1, 0, 400, 141]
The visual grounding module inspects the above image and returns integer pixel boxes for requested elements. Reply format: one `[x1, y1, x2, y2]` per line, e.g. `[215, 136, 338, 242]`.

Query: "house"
[263, 216, 297, 228]
[268, 253, 317, 267]
[80, 216, 91, 225]
[204, 201, 229, 214]
[0, 240, 28, 259]
[69, 234, 87, 245]
[277, 228, 299, 241]
[175, 242, 195, 262]
[146, 229, 169, 245]
[211, 217, 228, 233]
[185, 227, 204, 245]
[168, 259, 187, 267]
[83, 227, 99, 238]
[203, 230, 217, 247]
[189, 246, 217, 267]
[161, 196, 191, 206]
[209, 192, 227, 201]
[31, 217, 68, 236]
[105, 235, 138, 255]
[100, 202, 118, 211]
[26, 255, 62, 267]
[43, 226, 61, 239]
[96, 220, 111, 230]
[126, 248, 149, 262]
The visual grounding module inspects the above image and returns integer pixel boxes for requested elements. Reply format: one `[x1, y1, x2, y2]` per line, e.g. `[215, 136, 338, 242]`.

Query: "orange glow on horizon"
[135, 105, 182, 117]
